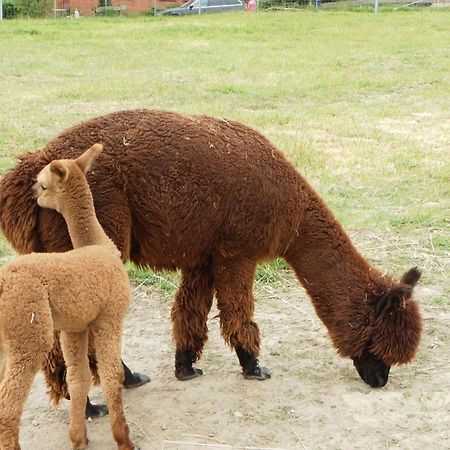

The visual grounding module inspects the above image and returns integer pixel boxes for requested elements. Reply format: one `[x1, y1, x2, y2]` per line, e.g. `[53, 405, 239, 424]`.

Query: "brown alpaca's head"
[33, 143, 102, 213]
[352, 267, 422, 388]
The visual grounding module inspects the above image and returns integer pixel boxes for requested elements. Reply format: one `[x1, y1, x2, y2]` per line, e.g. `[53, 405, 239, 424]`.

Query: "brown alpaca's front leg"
[213, 257, 271, 380]
[60, 330, 91, 449]
[171, 266, 214, 381]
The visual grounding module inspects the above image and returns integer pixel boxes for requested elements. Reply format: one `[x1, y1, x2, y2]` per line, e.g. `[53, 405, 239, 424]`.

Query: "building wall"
[67, 0, 179, 14]
[68, 0, 97, 14]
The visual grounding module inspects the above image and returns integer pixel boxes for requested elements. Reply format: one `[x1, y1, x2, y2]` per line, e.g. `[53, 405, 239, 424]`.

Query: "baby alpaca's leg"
[92, 319, 138, 450]
[0, 350, 39, 450]
[60, 330, 91, 450]
[0, 344, 6, 383]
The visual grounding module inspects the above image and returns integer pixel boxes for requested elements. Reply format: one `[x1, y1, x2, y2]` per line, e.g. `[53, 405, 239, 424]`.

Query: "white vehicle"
[161, 0, 245, 15]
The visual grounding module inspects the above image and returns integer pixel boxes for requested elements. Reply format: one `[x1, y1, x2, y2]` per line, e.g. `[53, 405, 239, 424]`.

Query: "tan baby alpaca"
[0, 144, 138, 450]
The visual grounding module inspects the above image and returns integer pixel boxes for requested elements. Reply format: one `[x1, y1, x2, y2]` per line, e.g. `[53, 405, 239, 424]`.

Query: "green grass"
[125, 262, 179, 297]
[0, 11, 448, 294]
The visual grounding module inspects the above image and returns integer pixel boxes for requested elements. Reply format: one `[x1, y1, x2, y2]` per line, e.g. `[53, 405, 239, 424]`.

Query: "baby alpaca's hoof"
[119, 444, 140, 450]
[73, 438, 90, 449]
[244, 366, 272, 380]
[85, 401, 109, 419]
[123, 372, 151, 389]
[176, 367, 203, 381]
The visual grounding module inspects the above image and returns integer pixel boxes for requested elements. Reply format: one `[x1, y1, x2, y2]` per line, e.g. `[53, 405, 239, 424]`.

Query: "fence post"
[374, 0, 379, 12]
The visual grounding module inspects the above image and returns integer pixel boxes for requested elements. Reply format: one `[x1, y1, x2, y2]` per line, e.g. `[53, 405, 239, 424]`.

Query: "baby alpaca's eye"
[41, 185, 47, 191]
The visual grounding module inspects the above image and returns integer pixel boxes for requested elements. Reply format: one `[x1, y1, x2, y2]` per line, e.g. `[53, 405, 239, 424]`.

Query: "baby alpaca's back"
[1, 244, 130, 334]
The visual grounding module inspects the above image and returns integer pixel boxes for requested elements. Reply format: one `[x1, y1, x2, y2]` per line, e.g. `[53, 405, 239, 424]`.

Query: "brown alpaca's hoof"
[174, 349, 203, 380]
[123, 372, 151, 389]
[175, 367, 204, 381]
[244, 366, 272, 380]
[235, 347, 271, 380]
[85, 398, 109, 419]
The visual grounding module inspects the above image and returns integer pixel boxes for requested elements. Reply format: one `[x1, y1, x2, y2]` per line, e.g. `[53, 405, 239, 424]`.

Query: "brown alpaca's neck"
[286, 186, 388, 330]
[59, 185, 112, 249]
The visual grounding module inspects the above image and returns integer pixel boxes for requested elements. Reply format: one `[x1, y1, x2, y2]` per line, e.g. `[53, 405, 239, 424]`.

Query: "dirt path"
[20, 273, 449, 449]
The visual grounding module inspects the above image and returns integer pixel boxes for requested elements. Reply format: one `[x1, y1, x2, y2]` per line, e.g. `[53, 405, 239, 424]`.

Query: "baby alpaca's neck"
[59, 188, 112, 249]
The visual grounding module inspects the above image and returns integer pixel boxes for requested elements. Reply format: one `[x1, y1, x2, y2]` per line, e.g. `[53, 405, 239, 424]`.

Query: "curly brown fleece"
[0, 110, 422, 395]
[0, 145, 136, 450]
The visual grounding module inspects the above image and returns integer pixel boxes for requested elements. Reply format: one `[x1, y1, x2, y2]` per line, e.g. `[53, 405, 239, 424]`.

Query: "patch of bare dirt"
[20, 273, 450, 449]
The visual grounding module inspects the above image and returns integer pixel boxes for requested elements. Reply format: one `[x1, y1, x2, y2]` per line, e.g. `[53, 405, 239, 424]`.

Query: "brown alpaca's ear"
[75, 143, 103, 173]
[375, 267, 421, 318]
[401, 267, 421, 287]
[50, 160, 69, 183]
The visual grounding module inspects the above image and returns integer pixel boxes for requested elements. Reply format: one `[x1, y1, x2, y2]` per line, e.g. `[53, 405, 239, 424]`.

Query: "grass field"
[0, 10, 448, 292]
[1, 11, 450, 449]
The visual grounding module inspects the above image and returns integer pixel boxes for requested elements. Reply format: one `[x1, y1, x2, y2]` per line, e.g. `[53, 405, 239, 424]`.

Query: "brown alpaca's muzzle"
[352, 350, 391, 388]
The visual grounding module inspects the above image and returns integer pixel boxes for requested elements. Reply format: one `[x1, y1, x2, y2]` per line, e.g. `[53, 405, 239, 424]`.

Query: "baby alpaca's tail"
[0, 272, 54, 384]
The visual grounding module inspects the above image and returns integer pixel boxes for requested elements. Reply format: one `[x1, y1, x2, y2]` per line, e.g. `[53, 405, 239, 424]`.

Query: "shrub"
[2, 2, 18, 18]
[16, 0, 52, 17]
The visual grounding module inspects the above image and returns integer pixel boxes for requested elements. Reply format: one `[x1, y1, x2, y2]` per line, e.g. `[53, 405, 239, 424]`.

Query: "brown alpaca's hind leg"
[92, 320, 138, 450]
[0, 351, 40, 450]
[60, 330, 91, 449]
[213, 257, 271, 380]
[44, 333, 146, 420]
[171, 266, 214, 380]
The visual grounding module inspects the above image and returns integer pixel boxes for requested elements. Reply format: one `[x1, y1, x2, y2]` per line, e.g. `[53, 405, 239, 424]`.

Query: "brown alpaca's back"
[0, 110, 307, 268]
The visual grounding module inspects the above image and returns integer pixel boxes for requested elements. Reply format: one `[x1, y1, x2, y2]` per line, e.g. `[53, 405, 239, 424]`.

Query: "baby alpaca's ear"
[50, 160, 69, 182]
[75, 143, 103, 173]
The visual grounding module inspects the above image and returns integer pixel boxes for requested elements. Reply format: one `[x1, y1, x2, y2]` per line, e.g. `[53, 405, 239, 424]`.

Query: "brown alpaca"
[0, 109, 422, 399]
[0, 145, 138, 450]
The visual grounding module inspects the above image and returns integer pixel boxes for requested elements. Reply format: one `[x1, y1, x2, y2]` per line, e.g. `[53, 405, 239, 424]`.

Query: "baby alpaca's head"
[33, 143, 102, 213]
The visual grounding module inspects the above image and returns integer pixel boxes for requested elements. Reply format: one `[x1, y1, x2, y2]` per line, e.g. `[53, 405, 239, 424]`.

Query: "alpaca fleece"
[0, 146, 137, 450]
[0, 110, 422, 396]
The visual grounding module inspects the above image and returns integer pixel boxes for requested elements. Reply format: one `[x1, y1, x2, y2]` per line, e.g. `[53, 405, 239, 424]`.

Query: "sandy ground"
[19, 272, 449, 450]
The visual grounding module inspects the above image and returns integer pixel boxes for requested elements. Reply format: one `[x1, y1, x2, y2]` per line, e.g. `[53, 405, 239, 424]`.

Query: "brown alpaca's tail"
[42, 331, 70, 406]
[0, 151, 50, 254]
[0, 281, 6, 385]
[42, 330, 101, 406]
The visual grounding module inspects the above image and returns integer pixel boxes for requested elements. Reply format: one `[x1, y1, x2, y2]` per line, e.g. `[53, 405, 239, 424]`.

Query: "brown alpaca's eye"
[41, 186, 47, 191]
